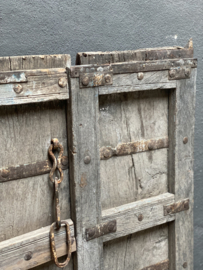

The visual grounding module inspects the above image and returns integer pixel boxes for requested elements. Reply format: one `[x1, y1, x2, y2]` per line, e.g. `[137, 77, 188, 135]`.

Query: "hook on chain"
[48, 138, 72, 268]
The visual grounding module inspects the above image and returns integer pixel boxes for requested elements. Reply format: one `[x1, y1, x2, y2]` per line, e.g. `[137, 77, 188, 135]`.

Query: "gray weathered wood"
[168, 68, 196, 270]
[103, 224, 169, 270]
[0, 69, 68, 106]
[76, 42, 193, 65]
[71, 58, 197, 78]
[99, 89, 168, 209]
[102, 193, 175, 242]
[0, 55, 72, 270]
[68, 76, 103, 269]
[0, 219, 76, 270]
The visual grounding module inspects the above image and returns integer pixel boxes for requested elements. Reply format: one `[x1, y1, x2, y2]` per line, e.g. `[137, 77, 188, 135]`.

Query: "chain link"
[48, 138, 64, 184]
[48, 138, 71, 268]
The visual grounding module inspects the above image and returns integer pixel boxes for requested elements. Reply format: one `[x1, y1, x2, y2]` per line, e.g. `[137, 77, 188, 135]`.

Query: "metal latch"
[164, 198, 189, 215]
[86, 220, 117, 241]
[168, 66, 191, 80]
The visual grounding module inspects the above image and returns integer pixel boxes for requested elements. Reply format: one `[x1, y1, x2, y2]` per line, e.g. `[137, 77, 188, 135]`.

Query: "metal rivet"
[1, 169, 9, 178]
[13, 84, 23, 94]
[107, 221, 116, 232]
[58, 77, 67, 88]
[84, 156, 91, 164]
[137, 72, 144, 80]
[24, 251, 33, 261]
[185, 68, 190, 78]
[88, 228, 95, 238]
[169, 69, 176, 78]
[184, 201, 189, 209]
[61, 156, 68, 167]
[138, 214, 143, 221]
[105, 74, 111, 83]
[183, 137, 188, 144]
[183, 262, 187, 268]
[104, 149, 111, 159]
[148, 143, 153, 151]
[82, 76, 89, 86]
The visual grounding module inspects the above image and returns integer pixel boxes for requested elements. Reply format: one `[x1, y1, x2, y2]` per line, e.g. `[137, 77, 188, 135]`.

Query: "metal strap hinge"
[164, 198, 189, 215]
[86, 220, 117, 241]
[168, 66, 191, 80]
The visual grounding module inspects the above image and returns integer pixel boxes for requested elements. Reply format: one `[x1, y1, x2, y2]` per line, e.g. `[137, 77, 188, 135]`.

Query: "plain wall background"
[0, 0, 203, 268]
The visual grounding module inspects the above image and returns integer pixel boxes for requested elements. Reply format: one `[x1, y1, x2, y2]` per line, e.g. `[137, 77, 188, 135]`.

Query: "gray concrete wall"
[0, 0, 203, 268]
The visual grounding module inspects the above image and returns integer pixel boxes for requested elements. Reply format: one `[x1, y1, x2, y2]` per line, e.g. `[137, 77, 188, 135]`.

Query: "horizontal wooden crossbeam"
[0, 219, 76, 270]
[76, 40, 193, 65]
[0, 193, 175, 270]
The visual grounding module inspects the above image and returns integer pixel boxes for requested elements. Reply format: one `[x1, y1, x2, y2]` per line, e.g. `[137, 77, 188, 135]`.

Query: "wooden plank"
[99, 70, 176, 95]
[70, 58, 197, 78]
[99, 86, 169, 267]
[99, 89, 169, 209]
[10, 54, 71, 70]
[0, 72, 68, 106]
[76, 41, 193, 65]
[70, 70, 176, 96]
[103, 224, 169, 270]
[102, 193, 175, 242]
[0, 193, 173, 270]
[68, 76, 103, 268]
[0, 219, 76, 270]
[0, 54, 71, 270]
[0, 156, 68, 183]
[168, 68, 196, 270]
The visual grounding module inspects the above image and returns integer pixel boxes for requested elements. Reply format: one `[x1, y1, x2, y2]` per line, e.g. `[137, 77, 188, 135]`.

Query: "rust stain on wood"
[164, 199, 189, 216]
[100, 137, 169, 160]
[141, 259, 169, 270]
[80, 173, 87, 188]
[0, 156, 68, 183]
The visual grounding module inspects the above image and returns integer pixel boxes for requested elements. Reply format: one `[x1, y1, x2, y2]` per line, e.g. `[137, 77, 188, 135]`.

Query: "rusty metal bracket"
[86, 220, 117, 241]
[164, 199, 189, 216]
[79, 66, 113, 88]
[168, 66, 191, 80]
[0, 156, 68, 183]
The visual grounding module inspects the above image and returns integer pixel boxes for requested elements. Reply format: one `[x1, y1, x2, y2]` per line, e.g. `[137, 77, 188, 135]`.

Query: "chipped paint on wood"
[100, 137, 169, 160]
[0, 72, 27, 84]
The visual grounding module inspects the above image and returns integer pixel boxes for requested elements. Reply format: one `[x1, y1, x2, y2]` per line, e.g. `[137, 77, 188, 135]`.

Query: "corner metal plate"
[168, 66, 191, 80]
[86, 220, 117, 241]
[164, 199, 189, 216]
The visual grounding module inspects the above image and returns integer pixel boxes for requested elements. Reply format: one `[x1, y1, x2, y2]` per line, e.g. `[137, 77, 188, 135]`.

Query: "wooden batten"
[76, 40, 193, 65]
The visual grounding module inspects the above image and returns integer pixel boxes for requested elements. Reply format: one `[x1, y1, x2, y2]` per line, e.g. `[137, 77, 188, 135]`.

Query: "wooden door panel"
[103, 224, 169, 270]
[99, 89, 168, 209]
[0, 55, 74, 270]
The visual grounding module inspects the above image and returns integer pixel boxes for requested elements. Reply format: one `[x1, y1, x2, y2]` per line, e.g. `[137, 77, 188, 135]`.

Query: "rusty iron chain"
[48, 138, 64, 184]
[48, 138, 72, 268]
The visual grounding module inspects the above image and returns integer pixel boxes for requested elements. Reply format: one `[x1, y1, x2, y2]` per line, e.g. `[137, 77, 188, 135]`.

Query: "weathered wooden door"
[0, 40, 196, 270]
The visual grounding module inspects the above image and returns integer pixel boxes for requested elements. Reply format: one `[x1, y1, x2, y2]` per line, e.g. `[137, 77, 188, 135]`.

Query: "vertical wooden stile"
[68, 75, 103, 269]
[168, 69, 196, 270]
